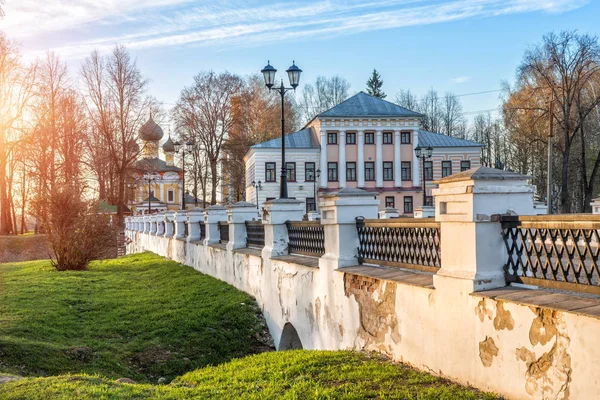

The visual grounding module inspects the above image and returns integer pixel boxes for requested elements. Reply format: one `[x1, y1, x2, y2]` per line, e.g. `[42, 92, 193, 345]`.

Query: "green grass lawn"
[0, 234, 49, 263]
[0, 253, 501, 399]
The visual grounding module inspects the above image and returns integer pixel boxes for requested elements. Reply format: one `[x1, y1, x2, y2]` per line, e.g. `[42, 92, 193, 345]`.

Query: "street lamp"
[313, 168, 321, 212]
[135, 175, 156, 215]
[414, 146, 433, 207]
[174, 140, 194, 210]
[261, 60, 303, 199]
[251, 180, 262, 210]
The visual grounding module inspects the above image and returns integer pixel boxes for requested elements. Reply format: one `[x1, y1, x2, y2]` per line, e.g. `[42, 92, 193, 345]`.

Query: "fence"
[501, 214, 600, 295]
[183, 222, 188, 238]
[245, 220, 265, 249]
[218, 221, 229, 244]
[199, 221, 206, 241]
[286, 221, 325, 257]
[356, 218, 441, 273]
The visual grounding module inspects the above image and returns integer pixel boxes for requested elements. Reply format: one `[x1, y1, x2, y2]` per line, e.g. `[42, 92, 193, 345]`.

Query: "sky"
[1, 0, 598, 122]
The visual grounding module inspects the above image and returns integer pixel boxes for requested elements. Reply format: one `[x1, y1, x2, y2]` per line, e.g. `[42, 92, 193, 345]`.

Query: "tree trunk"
[210, 159, 218, 205]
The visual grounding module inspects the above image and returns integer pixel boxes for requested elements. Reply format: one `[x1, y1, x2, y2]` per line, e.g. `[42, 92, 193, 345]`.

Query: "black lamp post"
[251, 180, 262, 209]
[313, 168, 321, 212]
[414, 146, 433, 207]
[174, 140, 194, 210]
[136, 175, 156, 214]
[261, 60, 302, 199]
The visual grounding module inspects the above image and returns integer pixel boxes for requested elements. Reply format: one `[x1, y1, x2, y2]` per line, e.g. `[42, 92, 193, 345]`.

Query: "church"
[129, 114, 195, 215]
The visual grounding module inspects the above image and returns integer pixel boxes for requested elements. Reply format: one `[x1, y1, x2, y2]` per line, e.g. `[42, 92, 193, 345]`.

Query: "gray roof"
[418, 130, 483, 148]
[251, 128, 320, 149]
[318, 91, 423, 118]
[434, 166, 532, 184]
[133, 157, 182, 173]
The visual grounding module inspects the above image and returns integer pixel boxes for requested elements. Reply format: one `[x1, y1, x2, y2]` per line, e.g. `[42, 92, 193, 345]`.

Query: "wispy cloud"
[0, 0, 589, 60]
[451, 76, 471, 84]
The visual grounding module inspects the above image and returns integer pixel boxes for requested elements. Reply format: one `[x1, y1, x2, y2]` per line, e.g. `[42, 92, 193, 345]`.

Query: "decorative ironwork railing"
[500, 214, 600, 295]
[183, 221, 189, 238]
[245, 220, 265, 249]
[286, 221, 325, 257]
[199, 221, 206, 240]
[219, 221, 229, 244]
[160, 221, 165, 235]
[356, 218, 441, 272]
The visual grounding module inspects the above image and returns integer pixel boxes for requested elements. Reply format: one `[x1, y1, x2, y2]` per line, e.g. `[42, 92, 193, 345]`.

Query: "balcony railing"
[218, 221, 229, 244]
[501, 214, 600, 295]
[245, 220, 265, 249]
[286, 221, 325, 257]
[356, 218, 441, 273]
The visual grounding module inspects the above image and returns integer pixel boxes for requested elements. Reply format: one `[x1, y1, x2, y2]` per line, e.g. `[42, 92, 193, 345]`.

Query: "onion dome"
[139, 115, 164, 141]
[162, 135, 175, 153]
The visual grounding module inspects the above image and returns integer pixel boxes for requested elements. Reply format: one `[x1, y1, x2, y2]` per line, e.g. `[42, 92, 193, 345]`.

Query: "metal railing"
[356, 218, 441, 273]
[218, 221, 229, 244]
[501, 214, 600, 295]
[183, 222, 189, 238]
[245, 220, 265, 249]
[199, 221, 206, 240]
[286, 221, 325, 257]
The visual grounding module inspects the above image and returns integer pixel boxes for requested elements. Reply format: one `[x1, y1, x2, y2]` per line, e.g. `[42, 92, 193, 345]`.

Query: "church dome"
[162, 136, 175, 153]
[139, 116, 164, 141]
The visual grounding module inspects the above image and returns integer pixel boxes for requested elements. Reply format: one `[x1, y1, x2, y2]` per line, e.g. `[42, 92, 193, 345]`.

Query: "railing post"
[227, 201, 260, 251]
[174, 211, 188, 239]
[143, 215, 151, 234]
[203, 205, 227, 245]
[414, 205, 435, 218]
[186, 208, 204, 242]
[319, 188, 379, 268]
[156, 213, 165, 236]
[163, 211, 175, 238]
[150, 215, 158, 235]
[432, 166, 535, 293]
[262, 199, 304, 258]
[378, 207, 399, 219]
[137, 217, 144, 232]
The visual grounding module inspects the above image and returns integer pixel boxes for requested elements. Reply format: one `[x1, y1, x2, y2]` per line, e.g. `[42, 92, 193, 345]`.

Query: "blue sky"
[1, 0, 598, 119]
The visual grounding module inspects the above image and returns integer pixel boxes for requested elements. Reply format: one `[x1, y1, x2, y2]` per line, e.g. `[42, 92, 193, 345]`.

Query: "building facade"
[245, 92, 483, 214]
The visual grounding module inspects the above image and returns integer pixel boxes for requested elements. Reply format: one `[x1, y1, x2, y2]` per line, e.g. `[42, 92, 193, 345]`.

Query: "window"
[346, 162, 356, 181]
[425, 196, 434, 207]
[383, 131, 393, 144]
[167, 190, 174, 202]
[424, 161, 433, 181]
[305, 162, 315, 182]
[401, 131, 411, 144]
[286, 162, 296, 182]
[306, 197, 316, 212]
[265, 162, 276, 182]
[328, 162, 338, 181]
[404, 196, 413, 213]
[365, 132, 374, 144]
[385, 196, 395, 208]
[327, 132, 337, 144]
[383, 161, 393, 181]
[442, 161, 452, 178]
[346, 132, 356, 144]
[401, 162, 412, 181]
[365, 162, 375, 181]
[461, 160, 471, 171]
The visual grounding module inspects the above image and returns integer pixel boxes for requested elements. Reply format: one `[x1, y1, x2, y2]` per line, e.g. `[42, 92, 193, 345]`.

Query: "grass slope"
[0, 234, 49, 263]
[0, 350, 500, 399]
[0, 253, 269, 383]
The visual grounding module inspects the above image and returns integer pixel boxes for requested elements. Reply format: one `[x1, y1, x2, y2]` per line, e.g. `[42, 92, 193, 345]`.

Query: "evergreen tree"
[366, 69, 386, 98]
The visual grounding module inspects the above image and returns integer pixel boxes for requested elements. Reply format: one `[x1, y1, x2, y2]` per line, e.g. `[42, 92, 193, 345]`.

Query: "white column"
[226, 202, 260, 251]
[262, 199, 304, 258]
[338, 130, 346, 188]
[203, 205, 227, 245]
[412, 130, 420, 186]
[394, 130, 401, 187]
[375, 129, 383, 187]
[320, 129, 327, 188]
[357, 130, 365, 187]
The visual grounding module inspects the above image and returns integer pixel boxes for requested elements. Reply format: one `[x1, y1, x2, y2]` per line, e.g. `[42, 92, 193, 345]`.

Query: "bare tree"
[297, 75, 350, 126]
[394, 89, 420, 112]
[440, 92, 465, 137]
[420, 89, 443, 133]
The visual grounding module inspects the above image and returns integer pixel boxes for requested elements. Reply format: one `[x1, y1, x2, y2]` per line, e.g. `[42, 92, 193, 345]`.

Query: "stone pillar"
[414, 205, 435, 218]
[357, 130, 365, 188]
[320, 129, 328, 189]
[143, 215, 151, 234]
[174, 211, 187, 239]
[307, 211, 320, 221]
[226, 201, 260, 250]
[379, 207, 400, 219]
[150, 215, 158, 235]
[432, 166, 535, 293]
[163, 211, 175, 238]
[394, 130, 401, 187]
[319, 188, 379, 269]
[375, 129, 383, 187]
[187, 208, 205, 242]
[262, 199, 304, 258]
[156, 213, 165, 236]
[412, 129, 420, 186]
[338, 130, 346, 188]
[203, 205, 227, 245]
